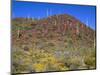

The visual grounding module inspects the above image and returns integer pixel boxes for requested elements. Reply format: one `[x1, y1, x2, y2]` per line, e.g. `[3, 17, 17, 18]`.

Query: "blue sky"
[12, 1, 96, 30]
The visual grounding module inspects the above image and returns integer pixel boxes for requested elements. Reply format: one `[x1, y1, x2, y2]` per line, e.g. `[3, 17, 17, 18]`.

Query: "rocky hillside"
[12, 14, 96, 74]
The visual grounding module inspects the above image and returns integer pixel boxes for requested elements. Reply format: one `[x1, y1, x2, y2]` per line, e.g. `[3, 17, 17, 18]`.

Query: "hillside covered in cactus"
[12, 14, 96, 73]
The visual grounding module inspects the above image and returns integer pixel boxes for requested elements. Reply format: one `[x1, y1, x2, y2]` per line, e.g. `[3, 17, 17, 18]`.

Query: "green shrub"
[84, 55, 95, 68]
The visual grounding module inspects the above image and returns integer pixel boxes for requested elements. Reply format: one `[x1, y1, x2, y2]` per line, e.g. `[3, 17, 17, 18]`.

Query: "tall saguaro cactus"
[17, 27, 20, 39]
[76, 23, 80, 35]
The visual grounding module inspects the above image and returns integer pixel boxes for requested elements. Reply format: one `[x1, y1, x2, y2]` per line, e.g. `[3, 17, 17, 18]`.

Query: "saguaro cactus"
[17, 27, 20, 39]
[76, 23, 80, 35]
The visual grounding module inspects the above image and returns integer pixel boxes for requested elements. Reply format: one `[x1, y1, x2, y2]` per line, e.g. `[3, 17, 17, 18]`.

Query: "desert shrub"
[84, 55, 95, 69]
[47, 42, 55, 47]
[56, 63, 69, 71]
[61, 56, 82, 70]
[67, 38, 73, 46]
[35, 41, 47, 49]
[81, 48, 95, 69]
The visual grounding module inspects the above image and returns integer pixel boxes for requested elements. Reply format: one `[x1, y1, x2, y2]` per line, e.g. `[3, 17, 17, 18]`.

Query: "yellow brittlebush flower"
[33, 63, 46, 72]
